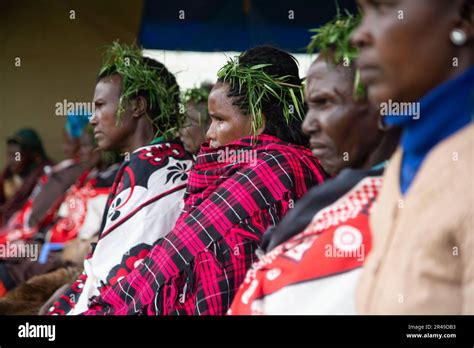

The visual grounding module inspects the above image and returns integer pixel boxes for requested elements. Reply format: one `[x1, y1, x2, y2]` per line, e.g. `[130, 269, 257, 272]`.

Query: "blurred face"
[62, 131, 80, 159]
[179, 102, 210, 154]
[6, 143, 24, 175]
[206, 82, 255, 148]
[302, 58, 381, 176]
[79, 131, 101, 167]
[352, 0, 468, 105]
[89, 74, 135, 152]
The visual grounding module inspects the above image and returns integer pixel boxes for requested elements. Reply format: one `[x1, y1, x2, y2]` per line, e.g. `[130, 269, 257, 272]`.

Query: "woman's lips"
[358, 64, 381, 86]
[312, 147, 330, 158]
[310, 141, 330, 158]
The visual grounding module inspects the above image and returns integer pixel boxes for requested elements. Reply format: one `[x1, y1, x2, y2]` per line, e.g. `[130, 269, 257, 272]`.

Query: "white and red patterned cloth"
[58, 135, 327, 315]
[229, 170, 383, 315]
[49, 139, 194, 315]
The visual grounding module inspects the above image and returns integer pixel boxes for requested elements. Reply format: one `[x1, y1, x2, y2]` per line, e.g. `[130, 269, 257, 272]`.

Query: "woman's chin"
[367, 84, 394, 109]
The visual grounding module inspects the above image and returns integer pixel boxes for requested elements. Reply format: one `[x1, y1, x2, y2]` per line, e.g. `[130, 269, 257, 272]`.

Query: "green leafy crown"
[307, 9, 366, 99]
[217, 56, 305, 136]
[183, 85, 212, 121]
[99, 41, 182, 140]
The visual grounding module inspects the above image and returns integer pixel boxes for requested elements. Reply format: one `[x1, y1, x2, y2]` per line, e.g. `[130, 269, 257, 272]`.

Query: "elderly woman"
[64, 45, 327, 315]
[352, 0, 473, 314]
[229, 11, 400, 315]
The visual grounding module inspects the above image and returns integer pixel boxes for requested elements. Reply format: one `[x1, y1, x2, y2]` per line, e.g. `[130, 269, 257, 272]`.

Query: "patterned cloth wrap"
[229, 171, 383, 315]
[52, 134, 326, 315]
[49, 139, 194, 314]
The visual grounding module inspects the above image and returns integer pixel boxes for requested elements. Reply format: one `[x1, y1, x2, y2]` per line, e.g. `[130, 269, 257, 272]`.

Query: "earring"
[450, 29, 467, 46]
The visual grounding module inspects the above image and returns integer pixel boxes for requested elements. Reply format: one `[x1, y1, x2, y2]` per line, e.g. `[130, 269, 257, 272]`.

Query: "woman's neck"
[121, 122, 155, 154]
[362, 127, 402, 170]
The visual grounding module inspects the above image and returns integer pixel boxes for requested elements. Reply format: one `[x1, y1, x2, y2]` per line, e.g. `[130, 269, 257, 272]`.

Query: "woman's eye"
[311, 98, 329, 108]
[368, 0, 395, 12]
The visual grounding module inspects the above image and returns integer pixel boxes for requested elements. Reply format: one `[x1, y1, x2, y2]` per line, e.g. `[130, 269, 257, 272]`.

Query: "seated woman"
[46, 124, 122, 245]
[59, 45, 327, 315]
[0, 114, 90, 244]
[229, 11, 400, 315]
[47, 42, 195, 315]
[0, 125, 121, 303]
[0, 128, 53, 226]
[353, 0, 473, 314]
[179, 83, 213, 155]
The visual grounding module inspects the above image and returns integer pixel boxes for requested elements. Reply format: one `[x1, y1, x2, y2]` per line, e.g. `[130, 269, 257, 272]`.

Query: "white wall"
[143, 50, 315, 90]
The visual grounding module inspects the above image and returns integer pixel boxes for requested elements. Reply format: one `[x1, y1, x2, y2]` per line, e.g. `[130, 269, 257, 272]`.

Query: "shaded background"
[0, 0, 356, 165]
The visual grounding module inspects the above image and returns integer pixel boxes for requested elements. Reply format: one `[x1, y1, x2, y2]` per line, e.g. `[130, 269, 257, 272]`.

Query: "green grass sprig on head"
[307, 9, 366, 99]
[217, 56, 305, 136]
[99, 41, 182, 140]
[182, 85, 212, 125]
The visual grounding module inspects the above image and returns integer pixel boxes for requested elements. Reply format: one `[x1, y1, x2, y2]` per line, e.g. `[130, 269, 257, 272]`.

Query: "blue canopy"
[139, 0, 358, 52]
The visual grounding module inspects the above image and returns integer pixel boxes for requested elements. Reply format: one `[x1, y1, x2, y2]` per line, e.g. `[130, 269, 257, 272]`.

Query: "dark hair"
[97, 56, 182, 136]
[462, 0, 473, 22]
[218, 45, 309, 146]
[7, 128, 47, 159]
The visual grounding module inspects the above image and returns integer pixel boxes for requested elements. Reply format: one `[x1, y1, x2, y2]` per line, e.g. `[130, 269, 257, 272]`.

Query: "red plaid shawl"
[80, 135, 326, 315]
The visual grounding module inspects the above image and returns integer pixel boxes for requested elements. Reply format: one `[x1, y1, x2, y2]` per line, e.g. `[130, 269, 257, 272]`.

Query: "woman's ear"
[130, 96, 148, 119]
[255, 114, 266, 135]
[451, 0, 474, 43]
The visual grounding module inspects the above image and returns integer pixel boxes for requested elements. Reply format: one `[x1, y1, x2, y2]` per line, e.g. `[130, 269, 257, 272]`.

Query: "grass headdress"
[98, 41, 182, 139]
[216, 54, 305, 136]
[182, 84, 212, 124]
[307, 9, 365, 99]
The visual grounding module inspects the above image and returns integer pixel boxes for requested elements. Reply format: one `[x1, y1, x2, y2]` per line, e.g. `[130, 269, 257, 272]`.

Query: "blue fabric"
[38, 243, 65, 264]
[383, 66, 474, 194]
[138, 0, 358, 52]
[66, 113, 91, 139]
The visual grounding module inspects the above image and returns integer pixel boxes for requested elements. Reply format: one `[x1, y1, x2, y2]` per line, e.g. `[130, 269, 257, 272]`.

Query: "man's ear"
[130, 96, 148, 119]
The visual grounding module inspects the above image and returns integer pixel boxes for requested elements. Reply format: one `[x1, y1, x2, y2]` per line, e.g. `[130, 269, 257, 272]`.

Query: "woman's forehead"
[94, 75, 122, 99]
[307, 60, 352, 93]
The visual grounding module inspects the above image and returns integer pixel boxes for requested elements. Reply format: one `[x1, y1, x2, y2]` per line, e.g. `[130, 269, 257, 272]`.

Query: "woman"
[0, 125, 121, 302]
[179, 83, 213, 155]
[45, 125, 122, 245]
[47, 42, 195, 315]
[352, 0, 473, 314]
[0, 128, 53, 226]
[229, 11, 399, 315]
[60, 45, 327, 315]
[0, 115, 89, 245]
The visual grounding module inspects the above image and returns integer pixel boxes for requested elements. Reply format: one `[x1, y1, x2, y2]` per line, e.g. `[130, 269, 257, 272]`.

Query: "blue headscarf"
[65, 109, 91, 139]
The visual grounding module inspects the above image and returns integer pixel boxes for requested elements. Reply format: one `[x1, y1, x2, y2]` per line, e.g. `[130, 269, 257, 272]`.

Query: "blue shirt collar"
[383, 65, 474, 194]
[385, 66, 474, 154]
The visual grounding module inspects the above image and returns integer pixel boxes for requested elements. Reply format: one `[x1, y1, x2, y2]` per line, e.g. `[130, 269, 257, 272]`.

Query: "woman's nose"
[302, 113, 321, 136]
[206, 121, 216, 141]
[89, 112, 98, 125]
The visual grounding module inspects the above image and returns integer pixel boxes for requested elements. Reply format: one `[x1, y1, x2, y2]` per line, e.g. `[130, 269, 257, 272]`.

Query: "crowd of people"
[0, 0, 472, 315]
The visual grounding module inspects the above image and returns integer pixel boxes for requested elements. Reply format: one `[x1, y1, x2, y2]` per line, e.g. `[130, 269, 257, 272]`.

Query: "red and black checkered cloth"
[79, 135, 326, 315]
